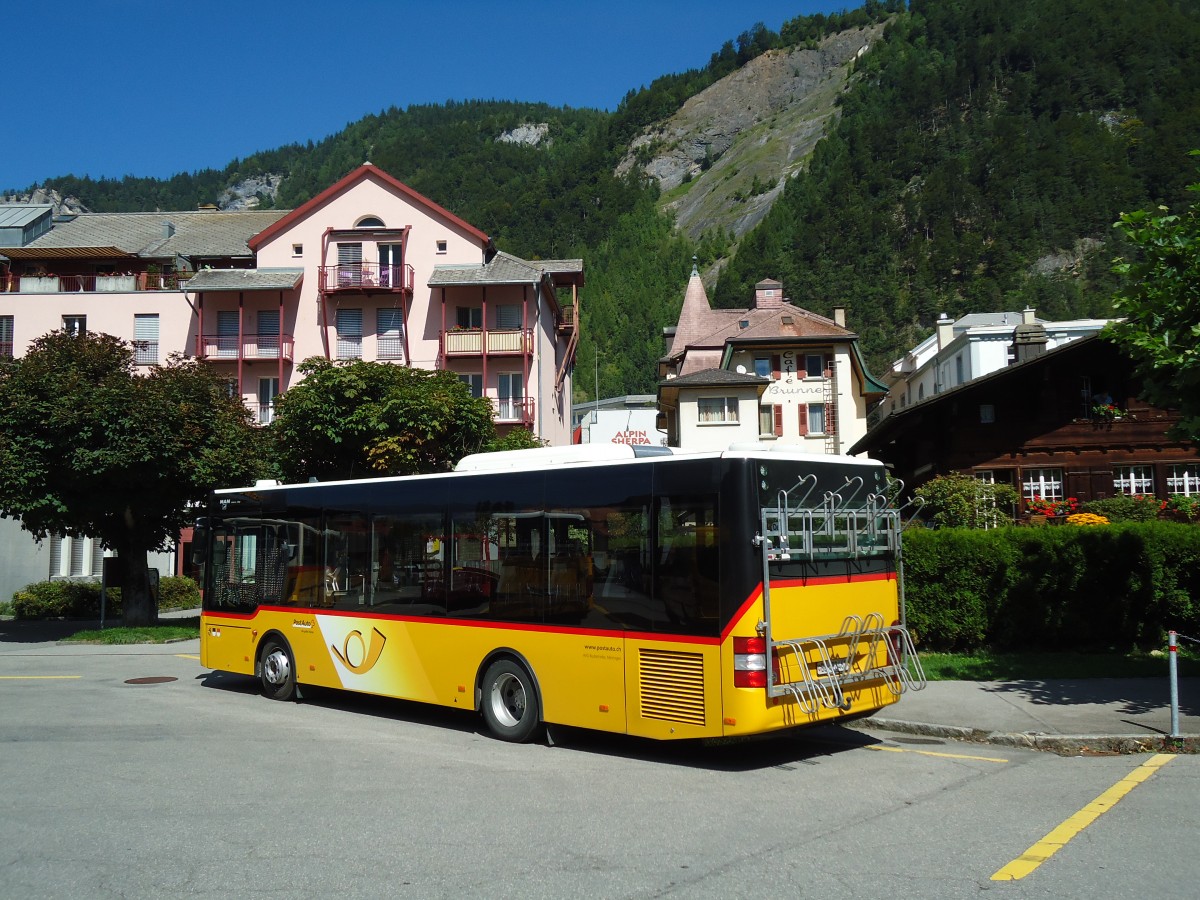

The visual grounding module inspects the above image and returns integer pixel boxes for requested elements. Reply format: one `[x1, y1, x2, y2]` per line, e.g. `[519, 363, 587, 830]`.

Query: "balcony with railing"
[557, 303, 576, 333]
[443, 328, 533, 357]
[494, 396, 535, 425]
[319, 263, 414, 294]
[196, 333, 295, 362]
[2, 272, 191, 293]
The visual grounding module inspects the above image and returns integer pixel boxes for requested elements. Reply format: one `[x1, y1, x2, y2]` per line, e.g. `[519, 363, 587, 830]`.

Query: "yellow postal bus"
[196, 443, 924, 742]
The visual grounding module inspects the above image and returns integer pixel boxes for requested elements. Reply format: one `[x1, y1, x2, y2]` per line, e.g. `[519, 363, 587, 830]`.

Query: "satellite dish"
[735, 365, 747, 374]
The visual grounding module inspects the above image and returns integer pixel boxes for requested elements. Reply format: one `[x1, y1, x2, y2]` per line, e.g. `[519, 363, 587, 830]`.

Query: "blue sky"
[4, 0, 846, 191]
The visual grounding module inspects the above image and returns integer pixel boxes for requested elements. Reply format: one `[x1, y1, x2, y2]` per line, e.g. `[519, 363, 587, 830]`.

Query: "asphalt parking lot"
[2, 631, 1197, 899]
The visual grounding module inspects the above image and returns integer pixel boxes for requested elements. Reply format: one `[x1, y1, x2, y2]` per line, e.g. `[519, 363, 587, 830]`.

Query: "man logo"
[331, 627, 387, 674]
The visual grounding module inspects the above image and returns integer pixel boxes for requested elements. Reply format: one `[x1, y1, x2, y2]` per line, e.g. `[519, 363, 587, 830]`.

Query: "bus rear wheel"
[480, 659, 540, 743]
[259, 637, 297, 701]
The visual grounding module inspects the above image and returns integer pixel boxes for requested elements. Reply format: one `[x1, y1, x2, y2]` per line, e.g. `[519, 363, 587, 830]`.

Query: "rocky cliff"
[616, 23, 886, 242]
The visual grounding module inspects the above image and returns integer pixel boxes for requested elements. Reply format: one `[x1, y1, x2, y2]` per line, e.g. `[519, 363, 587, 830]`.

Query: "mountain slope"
[617, 23, 886, 241]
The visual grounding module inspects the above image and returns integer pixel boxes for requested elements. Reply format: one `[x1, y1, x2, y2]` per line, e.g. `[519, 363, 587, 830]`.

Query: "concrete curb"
[853, 716, 1198, 755]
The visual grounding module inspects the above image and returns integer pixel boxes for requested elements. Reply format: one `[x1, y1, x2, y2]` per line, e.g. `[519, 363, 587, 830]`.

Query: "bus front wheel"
[480, 659, 540, 743]
[259, 637, 297, 701]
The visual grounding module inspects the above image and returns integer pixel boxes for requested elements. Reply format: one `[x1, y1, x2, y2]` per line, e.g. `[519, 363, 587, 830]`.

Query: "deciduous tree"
[0, 331, 264, 624]
[1110, 160, 1200, 443]
[268, 358, 498, 482]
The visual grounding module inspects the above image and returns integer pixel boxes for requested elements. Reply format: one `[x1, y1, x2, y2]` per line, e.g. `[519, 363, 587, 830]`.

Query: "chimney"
[833, 306, 846, 328]
[1022, 306, 1037, 325]
[754, 278, 783, 309]
[1012, 322, 1049, 363]
[162, 221, 175, 239]
[936, 313, 954, 350]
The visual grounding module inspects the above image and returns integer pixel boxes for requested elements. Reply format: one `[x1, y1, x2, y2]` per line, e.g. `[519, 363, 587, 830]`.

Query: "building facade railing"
[443, 328, 533, 356]
[196, 333, 295, 362]
[494, 396, 535, 425]
[2, 272, 192, 293]
[318, 263, 414, 293]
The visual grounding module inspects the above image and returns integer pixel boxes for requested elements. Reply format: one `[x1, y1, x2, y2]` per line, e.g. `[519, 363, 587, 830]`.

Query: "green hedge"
[9, 576, 200, 620]
[903, 522, 1200, 651]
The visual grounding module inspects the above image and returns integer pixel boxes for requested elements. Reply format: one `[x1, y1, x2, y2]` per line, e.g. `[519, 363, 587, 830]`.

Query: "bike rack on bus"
[754, 477, 926, 713]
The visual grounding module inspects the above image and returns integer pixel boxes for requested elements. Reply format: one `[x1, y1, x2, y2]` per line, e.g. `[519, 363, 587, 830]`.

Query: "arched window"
[356, 216, 385, 228]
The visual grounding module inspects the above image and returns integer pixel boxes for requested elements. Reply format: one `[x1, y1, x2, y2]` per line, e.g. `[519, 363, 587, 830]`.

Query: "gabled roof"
[10, 209, 288, 259]
[247, 163, 492, 252]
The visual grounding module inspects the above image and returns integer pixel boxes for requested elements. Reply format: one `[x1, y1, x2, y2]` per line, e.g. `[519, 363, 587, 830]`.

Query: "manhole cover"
[124, 676, 178, 685]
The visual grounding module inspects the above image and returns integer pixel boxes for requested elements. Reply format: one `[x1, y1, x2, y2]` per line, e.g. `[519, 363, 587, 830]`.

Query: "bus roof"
[216, 443, 881, 495]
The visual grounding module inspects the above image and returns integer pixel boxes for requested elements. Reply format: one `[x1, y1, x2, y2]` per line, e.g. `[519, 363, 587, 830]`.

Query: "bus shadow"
[541, 723, 882, 771]
[196, 673, 883, 768]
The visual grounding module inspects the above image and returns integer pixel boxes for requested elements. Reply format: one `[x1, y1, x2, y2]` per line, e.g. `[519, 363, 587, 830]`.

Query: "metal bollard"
[1168, 631, 1181, 740]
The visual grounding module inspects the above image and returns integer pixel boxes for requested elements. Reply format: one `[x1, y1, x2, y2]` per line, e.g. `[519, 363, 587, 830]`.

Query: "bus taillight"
[886, 620, 902, 666]
[733, 636, 777, 688]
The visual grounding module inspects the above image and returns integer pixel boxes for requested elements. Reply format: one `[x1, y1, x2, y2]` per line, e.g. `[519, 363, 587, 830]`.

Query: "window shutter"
[798, 404, 809, 436]
[773, 405, 783, 437]
[772, 355, 781, 380]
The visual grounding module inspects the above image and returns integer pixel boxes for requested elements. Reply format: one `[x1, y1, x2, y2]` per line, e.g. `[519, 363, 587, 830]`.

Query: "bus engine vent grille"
[638, 648, 705, 726]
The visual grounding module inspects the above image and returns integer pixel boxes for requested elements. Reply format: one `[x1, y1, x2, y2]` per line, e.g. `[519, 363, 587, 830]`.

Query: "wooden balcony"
[443, 328, 533, 357]
[196, 333, 295, 363]
[319, 263, 414, 294]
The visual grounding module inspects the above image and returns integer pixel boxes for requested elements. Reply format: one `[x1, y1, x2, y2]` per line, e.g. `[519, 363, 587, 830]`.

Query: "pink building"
[0, 165, 580, 596]
[1, 163, 581, 445]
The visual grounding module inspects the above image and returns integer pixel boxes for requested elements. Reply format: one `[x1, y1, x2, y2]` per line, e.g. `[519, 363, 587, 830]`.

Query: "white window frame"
[697, 397, 738, 424]
[497, 372, 524, 420]
[806, 402, 826, 435]
[258, 377, 280, 426]
[63, 315, 86, 337]
[1167, 463, 1200, 496]
[1022, 468, 1064, 502]
[804, 354, 824, 378]
[1113, 464, 1154, 496]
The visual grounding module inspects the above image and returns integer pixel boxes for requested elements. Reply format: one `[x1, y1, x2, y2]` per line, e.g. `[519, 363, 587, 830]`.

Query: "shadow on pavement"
[0, 617, 103, 644]
[983, 678, 1200, 718]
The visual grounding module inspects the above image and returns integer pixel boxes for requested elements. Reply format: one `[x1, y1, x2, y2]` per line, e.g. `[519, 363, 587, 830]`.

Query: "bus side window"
[656, 495, 719, 631]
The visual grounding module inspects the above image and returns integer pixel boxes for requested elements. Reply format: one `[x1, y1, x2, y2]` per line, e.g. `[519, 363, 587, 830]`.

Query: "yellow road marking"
[867, 744, 1008, 764]
[992, 753, 1175, 881]
[0, 675, 82, 680]
[175, 654, 200, 660]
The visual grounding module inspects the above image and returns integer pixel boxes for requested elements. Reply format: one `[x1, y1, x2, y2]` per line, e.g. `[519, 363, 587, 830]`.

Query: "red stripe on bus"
[718, 570, 897, 641]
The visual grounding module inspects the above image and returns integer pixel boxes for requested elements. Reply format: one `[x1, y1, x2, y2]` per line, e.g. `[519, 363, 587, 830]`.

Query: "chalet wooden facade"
[849, 334, 1200, 513]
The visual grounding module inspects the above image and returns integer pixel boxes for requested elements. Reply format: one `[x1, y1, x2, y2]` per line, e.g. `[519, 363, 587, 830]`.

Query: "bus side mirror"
[191, 528, 209, 565]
